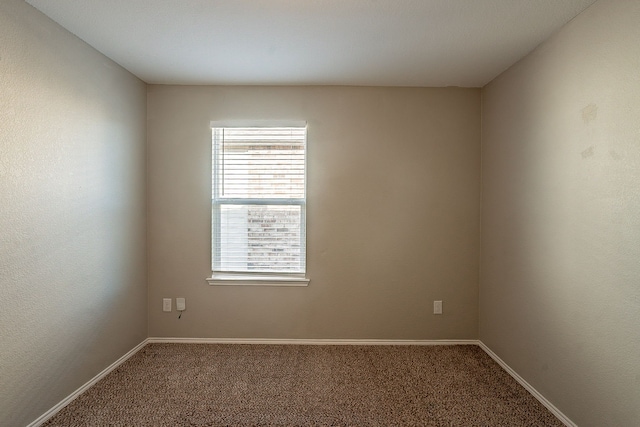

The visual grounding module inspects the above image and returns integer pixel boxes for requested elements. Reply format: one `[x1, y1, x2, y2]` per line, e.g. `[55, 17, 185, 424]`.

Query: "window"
[208, 123, 309, 286]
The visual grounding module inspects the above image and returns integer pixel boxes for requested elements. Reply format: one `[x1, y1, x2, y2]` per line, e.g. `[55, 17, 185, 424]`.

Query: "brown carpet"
[43, 343, 563, 426]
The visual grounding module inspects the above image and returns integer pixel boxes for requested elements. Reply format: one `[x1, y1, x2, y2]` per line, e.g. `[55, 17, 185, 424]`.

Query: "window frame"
[206, 121, 310, 287]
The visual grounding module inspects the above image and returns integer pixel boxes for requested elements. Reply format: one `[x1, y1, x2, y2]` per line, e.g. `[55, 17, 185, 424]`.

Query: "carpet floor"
[43, 343, 563, 426]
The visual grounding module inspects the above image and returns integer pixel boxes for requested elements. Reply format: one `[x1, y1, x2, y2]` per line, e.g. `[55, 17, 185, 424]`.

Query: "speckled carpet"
[43, 343, 562, 426]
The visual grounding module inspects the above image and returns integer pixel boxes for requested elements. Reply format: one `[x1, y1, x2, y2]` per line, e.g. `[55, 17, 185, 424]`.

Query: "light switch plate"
[176, 298, 186, 311]
[163, 298, 172, 312]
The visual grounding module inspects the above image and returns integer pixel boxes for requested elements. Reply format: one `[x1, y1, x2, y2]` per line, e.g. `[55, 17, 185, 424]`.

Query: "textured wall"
[480, 0, 640, 425]
[147, 85, 480, 340]
[0, 1, 147, 426]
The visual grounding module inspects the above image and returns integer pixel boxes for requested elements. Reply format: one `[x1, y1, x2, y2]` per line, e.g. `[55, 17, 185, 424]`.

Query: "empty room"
[1, 0, 638, 426]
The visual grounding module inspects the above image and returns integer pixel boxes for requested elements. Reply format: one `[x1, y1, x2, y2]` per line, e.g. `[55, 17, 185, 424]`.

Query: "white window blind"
[212, 126, 306, 274]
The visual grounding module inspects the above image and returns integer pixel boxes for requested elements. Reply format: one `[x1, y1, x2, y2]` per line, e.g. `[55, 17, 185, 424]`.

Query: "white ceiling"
[25, 0, 597, 87]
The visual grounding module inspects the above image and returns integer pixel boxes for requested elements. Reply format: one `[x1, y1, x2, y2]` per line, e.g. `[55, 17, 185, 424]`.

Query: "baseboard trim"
[477, 341, 576, 427]
[27, 339, 149, 427]
[147, 337, 479, 346]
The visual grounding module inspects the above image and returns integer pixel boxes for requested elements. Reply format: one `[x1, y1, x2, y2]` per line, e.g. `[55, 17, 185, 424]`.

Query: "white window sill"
[206, 273, 310, 287]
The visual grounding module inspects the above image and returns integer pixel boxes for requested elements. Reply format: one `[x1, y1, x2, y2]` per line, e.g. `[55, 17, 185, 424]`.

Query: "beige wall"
[147, 85, 480, 339]
[480, 0, 640, 425]
[0, 1, 147, 426]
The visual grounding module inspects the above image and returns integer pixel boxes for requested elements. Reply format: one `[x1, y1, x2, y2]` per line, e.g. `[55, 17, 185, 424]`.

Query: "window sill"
[206, 273, 310, 287]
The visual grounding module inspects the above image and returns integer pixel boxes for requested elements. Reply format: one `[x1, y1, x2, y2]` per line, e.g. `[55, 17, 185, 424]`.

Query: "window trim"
[207, 121, 309, 286]
[206, 272, 310, 287]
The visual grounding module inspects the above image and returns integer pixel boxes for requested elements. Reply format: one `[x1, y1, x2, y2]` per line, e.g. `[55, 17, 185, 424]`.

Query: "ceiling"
[25, 0, 598, 87]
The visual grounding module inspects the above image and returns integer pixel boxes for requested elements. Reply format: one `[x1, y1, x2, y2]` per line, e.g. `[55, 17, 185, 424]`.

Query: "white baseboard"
[147, 337, 479, 346]
[477, 341, 576, 427]
[27, 339, 149, 427]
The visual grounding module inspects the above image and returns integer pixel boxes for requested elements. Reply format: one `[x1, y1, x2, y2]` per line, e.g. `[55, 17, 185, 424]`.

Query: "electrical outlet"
[176, 298, 186, 311]
[433, 300, 443, 315]
[163, 298, 172, 312]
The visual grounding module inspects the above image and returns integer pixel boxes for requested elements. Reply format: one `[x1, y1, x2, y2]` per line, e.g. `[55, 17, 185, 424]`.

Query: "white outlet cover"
[176, 298, 186, 311]
[434, 300, 443, 315]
